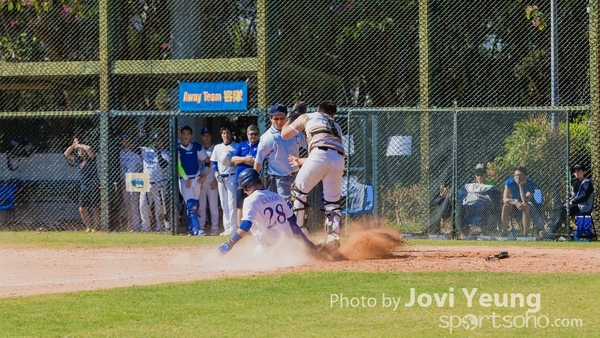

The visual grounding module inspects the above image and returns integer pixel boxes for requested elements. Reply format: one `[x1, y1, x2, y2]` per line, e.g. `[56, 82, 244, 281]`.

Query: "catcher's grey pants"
[293, 148, 344, 231]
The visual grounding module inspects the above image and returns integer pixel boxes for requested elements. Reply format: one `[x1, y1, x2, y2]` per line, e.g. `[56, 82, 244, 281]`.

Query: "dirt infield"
[2, 230, 600, 298]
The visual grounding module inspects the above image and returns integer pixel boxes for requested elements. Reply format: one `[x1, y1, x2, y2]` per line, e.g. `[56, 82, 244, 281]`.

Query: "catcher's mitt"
[287, 101, 307, 123]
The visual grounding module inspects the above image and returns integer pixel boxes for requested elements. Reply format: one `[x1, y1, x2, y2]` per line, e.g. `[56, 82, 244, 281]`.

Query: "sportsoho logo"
[439, 313, 584, 333]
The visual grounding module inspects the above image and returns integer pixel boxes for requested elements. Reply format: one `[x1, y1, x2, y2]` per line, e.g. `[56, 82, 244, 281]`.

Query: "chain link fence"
[0, 1, 597, 238]
[344, 107, 590, 238]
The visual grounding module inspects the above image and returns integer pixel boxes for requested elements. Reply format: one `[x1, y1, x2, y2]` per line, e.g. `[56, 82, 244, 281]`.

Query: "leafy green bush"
[488, 112, 590, 206]
[380, 183, 425, 233]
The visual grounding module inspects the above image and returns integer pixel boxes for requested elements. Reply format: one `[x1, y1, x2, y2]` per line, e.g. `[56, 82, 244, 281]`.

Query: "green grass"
[0, 271, 598, 337]
[0, 231, 226, 249]
[1, 231, 598, 249]
[1, 233, 599, 336]
[405, 238, 600, 248]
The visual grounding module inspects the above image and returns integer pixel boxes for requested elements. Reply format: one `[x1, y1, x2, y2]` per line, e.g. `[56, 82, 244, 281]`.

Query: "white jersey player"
[140, 133, 171, 231]
[218, 168, 316, 254]
[119, 132, 143, 232]
[282, 100, 345, 251]
[198, 127, 220, 235]
[210, 126, 238, 236]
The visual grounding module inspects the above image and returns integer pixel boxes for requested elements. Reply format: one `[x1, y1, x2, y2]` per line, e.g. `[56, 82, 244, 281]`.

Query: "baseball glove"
[287, 101, 307, 123]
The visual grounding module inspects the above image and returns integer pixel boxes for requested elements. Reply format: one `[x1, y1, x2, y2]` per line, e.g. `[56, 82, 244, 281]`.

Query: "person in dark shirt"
[548, 164, 595, 233]
[64, 137, 100, 232]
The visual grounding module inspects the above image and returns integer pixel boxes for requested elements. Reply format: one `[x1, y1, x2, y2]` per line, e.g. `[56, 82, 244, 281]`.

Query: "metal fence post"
[99, 112, 110, 230]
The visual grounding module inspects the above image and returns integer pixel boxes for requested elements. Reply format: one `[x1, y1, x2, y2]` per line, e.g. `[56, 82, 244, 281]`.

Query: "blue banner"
[178, 82, 248, 111]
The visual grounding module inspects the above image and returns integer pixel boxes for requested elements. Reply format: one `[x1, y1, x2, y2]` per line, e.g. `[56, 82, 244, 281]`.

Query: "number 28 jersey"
[242, 189, 294, 245]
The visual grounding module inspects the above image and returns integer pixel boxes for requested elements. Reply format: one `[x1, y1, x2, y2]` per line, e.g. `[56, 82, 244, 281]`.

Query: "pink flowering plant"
[523, 4, 547, 31]
[0, 0, 96, 61]
[160, 42, 169, 59]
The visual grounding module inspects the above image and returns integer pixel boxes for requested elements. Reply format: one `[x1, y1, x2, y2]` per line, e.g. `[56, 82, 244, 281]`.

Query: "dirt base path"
[2, 243, 600, 298]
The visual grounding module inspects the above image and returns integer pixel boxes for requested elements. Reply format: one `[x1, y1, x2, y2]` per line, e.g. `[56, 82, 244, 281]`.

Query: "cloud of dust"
[192, 237, 314, 272]
[339, 228, 404, 261]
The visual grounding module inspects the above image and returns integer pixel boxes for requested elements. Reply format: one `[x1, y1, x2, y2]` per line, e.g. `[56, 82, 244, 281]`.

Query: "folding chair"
[0, 183, 17, 222]
[572, 193, 596, 241]
[342, 184, 374, 216]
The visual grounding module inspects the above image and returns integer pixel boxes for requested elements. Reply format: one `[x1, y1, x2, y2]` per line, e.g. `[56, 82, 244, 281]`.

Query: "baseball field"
[1, 229, 599, 337]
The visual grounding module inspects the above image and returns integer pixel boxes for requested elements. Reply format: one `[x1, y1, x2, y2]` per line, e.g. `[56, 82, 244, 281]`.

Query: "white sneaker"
[221, 229, 235, 237]
[325, 233, 340, 251]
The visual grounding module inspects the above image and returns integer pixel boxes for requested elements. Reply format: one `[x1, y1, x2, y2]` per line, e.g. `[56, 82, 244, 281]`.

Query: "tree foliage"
[488, 113, 590, 193]
[0, 0, 97, 62]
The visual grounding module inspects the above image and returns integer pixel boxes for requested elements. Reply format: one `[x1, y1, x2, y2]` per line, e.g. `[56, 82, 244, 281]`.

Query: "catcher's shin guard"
[324, 200, 342, 250]
[186, 199, 202, 236]
[291, 186, 310, 235]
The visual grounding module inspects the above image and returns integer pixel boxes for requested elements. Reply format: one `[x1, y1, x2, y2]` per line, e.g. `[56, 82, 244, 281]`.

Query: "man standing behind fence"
[231, 125, 260, 228]
[119, 132, 143, 232]
[140, 133, 171, 232]
[64, 137, 100, 232]
[211, 126, 238, 236]
[198, 127, 220, 236]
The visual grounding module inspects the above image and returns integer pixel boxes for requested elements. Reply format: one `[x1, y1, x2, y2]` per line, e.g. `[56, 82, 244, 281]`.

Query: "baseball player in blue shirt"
[177, 126, 209, 236]
[231, 125, 260, 227]
[282, 100, 345, 251]
[254, 104, 306, 202]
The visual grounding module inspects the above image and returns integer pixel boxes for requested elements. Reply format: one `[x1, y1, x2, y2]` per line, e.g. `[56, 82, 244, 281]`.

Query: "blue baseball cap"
[153, 133, 163, 140]
[201, 127, 211, 135]
[121, 132, 130, 139]
[268, 103, 287, 115]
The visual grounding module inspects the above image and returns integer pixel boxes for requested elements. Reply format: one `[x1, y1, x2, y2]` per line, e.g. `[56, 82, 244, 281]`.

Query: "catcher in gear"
[282, 100, 345, 253]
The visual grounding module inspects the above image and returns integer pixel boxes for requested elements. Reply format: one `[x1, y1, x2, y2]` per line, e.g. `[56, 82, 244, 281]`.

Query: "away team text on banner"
[178, 82, 248, 112]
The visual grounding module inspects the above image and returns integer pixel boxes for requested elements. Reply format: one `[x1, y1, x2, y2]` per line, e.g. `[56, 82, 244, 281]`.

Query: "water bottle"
[509, 228, 515, 240]
[573, 228, 579, 242]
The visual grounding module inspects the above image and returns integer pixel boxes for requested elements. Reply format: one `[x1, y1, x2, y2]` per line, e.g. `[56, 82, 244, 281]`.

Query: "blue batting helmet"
[238, 168, 261, 190]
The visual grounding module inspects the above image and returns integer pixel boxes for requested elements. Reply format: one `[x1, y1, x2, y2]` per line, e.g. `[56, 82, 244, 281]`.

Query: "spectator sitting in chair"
[459, 163, 501, 237]
[547, 164, 594, 234]
[501, 166, 537, 236]
[473, 163, 494, 186]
